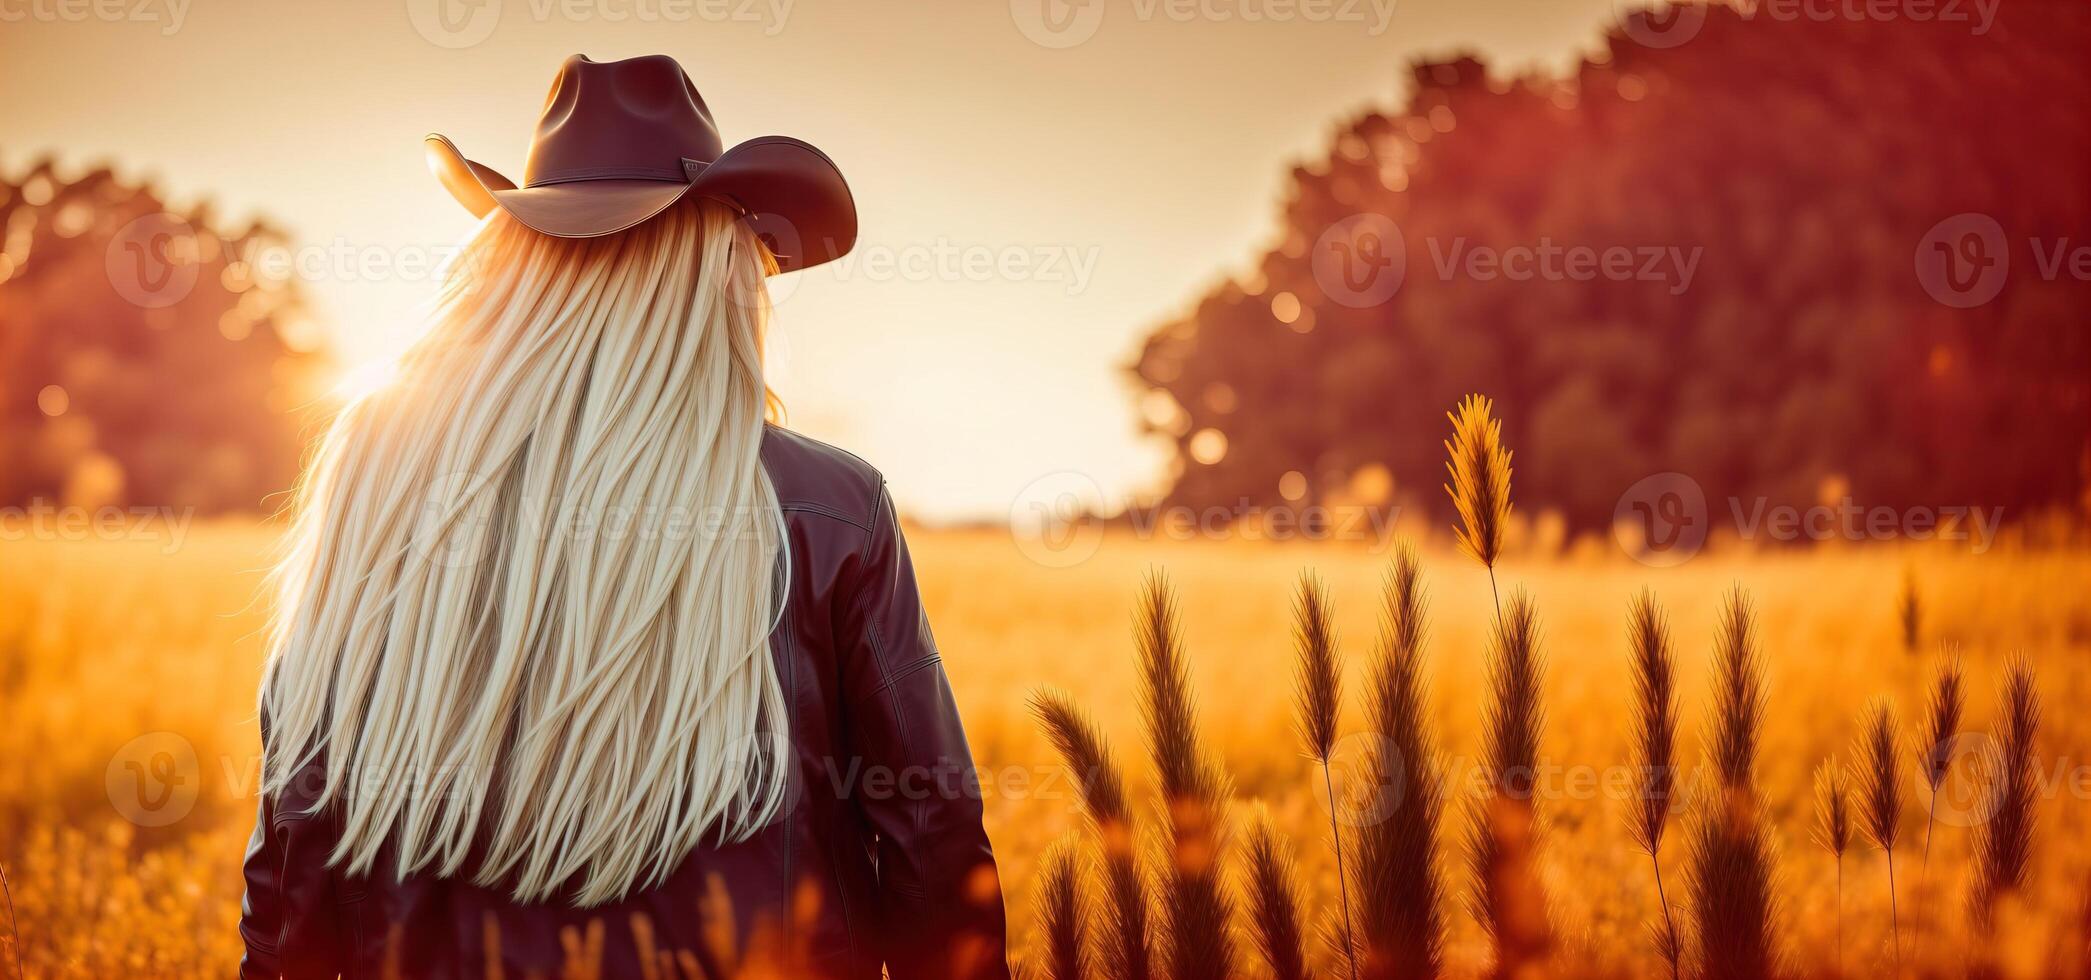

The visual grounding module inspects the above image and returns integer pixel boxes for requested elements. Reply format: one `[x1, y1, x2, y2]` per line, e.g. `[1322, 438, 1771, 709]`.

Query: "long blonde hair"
[261, 198, 789, 906]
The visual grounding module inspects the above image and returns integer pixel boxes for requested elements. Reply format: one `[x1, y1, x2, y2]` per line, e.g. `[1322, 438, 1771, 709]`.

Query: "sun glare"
[331, 358, 401, 402]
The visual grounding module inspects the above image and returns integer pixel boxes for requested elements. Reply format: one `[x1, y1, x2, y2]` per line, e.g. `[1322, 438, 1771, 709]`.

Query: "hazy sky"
[5, 0, 1627, 519]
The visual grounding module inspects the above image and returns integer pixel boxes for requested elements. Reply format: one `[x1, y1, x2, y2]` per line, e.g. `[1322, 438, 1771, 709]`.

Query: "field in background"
[2, 524, 2088, 977]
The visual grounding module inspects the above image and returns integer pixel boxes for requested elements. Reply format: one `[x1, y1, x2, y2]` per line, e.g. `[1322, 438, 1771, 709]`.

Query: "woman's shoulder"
[760, 423, 890, 533]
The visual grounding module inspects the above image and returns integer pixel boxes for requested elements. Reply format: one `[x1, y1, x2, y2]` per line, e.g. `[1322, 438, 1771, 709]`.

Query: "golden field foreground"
[1, 522, 2088, 978]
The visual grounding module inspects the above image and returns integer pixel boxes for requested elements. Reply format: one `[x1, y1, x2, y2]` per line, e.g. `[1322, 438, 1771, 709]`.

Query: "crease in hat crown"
[424, 53, 857, 274]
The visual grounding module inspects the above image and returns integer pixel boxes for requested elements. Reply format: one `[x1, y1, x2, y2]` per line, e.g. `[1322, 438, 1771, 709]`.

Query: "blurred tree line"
[1132, 2, 2090, 533]
[0, 157, 331, 513]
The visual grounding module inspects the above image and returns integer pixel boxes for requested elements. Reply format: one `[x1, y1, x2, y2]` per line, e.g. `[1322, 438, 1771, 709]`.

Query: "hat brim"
[424, 133, 856, 274]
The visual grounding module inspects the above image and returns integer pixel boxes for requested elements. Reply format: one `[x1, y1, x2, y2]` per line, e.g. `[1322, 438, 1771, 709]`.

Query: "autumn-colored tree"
[0, 157, 331, 512]
[1133, 2, 2091, 532]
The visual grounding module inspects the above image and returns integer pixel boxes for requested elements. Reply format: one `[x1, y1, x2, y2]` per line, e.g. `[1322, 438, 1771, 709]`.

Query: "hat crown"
[522, 55, 725, 187]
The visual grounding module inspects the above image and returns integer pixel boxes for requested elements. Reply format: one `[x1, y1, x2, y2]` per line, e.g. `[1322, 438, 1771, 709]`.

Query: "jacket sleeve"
[837, 485, 1009, 980]
[240, 733, 344, 979]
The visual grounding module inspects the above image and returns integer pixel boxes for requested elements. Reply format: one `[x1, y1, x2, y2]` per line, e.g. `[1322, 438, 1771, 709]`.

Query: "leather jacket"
[239, 426, 1009, 979]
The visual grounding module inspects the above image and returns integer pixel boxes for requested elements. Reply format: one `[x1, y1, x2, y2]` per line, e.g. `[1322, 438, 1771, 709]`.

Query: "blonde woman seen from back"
[241, 54, 1007, 980]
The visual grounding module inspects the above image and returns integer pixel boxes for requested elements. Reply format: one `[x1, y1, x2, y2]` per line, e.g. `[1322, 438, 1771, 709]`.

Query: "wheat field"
[1, 521, 2088, 977]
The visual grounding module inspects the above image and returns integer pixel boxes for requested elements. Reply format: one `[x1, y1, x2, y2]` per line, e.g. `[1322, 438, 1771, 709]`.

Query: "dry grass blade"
[1292, 571, 1358, 980]
[1139, 571, 1223, 807]
[1857, 697, 1904, 962]
[1355, 544, 1445, 979]
[1899, 568, 1921, 655]
[1294, 572, 1342, 764]
[1918, 651, 1965, 795]
[1244, 810, 1311, 980]
[1814, 759, 1852, 973]
[1708, 586, 1765, 792]
[1814, 760, 1853, 860]
[1035, 838, 1093, 980]
[1628, 589, 1679, 856]
[1029, 690, 1151, 980]
[1913, 648, 1965, 960]
[1684, 791, 1779, 980]
[1032, 689, 1132, 828]
[1467, 588, 1550, 974]
[1480, 590, 1545, 797]
[1136, 570, 1238, 980]
[1687, 584, 1778, 980]
[1627, 590, 1680, 980]
[1970, 655, 2041, 934]
[1442, 394, 1513, 572]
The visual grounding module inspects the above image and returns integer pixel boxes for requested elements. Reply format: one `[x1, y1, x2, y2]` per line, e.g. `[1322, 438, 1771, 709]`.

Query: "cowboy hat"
[425, 54, 856, 273]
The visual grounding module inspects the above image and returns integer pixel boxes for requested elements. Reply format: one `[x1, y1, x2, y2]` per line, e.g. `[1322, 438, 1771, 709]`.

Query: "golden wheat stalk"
[1036, 837, 1094, 980]
[1913, 648, 1964, 957]
[1030, 690, 1151, 980]
[1137, 571, 1238, 980]
[1813, 759, 1853, 974]
[1442, 394, 1513, 618]
[1356, 544, 1446, 979]
[1467, 588, 1550, 974]
[1627, 589, 1681, 980]
[1292, 571, 1358, 980]
[1970, 655, 2041, 936]
[1687, 584, 1777, 980]
[1244, 808, 1311, 980]
[1857, 698, 1904, 964]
